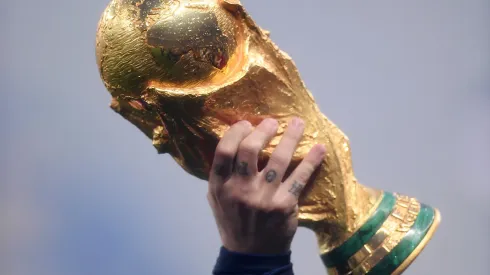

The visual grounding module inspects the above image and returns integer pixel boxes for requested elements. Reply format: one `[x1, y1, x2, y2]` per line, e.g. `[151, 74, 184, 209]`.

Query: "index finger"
[209, 121, 253, 187]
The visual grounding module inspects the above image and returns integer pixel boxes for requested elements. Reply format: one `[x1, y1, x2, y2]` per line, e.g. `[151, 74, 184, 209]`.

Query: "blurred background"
[1, 0, 489, 274]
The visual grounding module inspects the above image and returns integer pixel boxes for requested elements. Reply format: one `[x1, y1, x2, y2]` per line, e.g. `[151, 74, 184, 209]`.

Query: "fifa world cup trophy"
[95, 1, 440, 274]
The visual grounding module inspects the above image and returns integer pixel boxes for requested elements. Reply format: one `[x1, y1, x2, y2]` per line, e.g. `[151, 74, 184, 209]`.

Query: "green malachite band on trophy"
[321, 192, 396, 267]
[366, 204, 436, 275]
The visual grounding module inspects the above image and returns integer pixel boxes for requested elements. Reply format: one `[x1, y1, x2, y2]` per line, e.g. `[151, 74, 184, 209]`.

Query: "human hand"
[207, 118, 326, 254]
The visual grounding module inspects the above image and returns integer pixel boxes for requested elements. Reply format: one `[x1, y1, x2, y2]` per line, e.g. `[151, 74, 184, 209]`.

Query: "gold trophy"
[95, 1, 440, 274]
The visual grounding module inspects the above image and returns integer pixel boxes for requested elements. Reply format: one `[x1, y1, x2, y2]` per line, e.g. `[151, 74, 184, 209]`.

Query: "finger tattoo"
[214, 163, 231, 179]
[235, 161, 249, 176]
[265, 170, 277, 183]
[288, 181, 304, 198]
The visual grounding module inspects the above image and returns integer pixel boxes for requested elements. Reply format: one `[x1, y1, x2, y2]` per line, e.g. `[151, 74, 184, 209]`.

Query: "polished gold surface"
[96, 0, 438, 272]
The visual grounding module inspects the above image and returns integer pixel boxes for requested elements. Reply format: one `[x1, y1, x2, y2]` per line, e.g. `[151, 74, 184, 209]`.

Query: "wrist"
[223, 245, 292, 256]
[222, 239, 292, 255]
[213, 246, 293, 275]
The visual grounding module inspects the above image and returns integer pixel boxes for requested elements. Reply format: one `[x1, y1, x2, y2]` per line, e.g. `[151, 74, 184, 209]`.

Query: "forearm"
[213, 247, 294, 275]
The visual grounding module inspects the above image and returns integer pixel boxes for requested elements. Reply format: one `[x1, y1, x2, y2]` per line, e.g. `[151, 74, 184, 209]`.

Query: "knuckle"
[239, 140, 262, 156]
[233, 194, 260, 209]
[267, 201, 293, 215]
[296, 164, 315, 182]
[259, 203, 277, 214]
[225, 184, 253, 203]
[268, 154, 290, 168]
[215, 144, 236, 160]
[274, 203, 290, 213]
[241, 195, 270, 211]
[247, 200, 263, 210]
[226, 188, 245, 203]
[283, 131, 301, 144]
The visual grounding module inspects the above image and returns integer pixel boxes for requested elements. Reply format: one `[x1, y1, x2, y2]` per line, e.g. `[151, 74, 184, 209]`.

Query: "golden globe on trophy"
[95, 1, 440, 274]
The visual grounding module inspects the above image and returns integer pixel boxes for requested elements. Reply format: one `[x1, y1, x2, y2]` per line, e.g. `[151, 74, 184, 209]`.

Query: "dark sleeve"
[212, 247, 294, 275]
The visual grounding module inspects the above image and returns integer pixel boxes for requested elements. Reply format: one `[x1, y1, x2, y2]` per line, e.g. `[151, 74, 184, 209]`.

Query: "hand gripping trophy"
[95, 1, 440, 274]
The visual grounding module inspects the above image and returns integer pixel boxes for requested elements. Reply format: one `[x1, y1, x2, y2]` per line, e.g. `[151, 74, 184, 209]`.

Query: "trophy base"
[320, 192, 441, 275]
